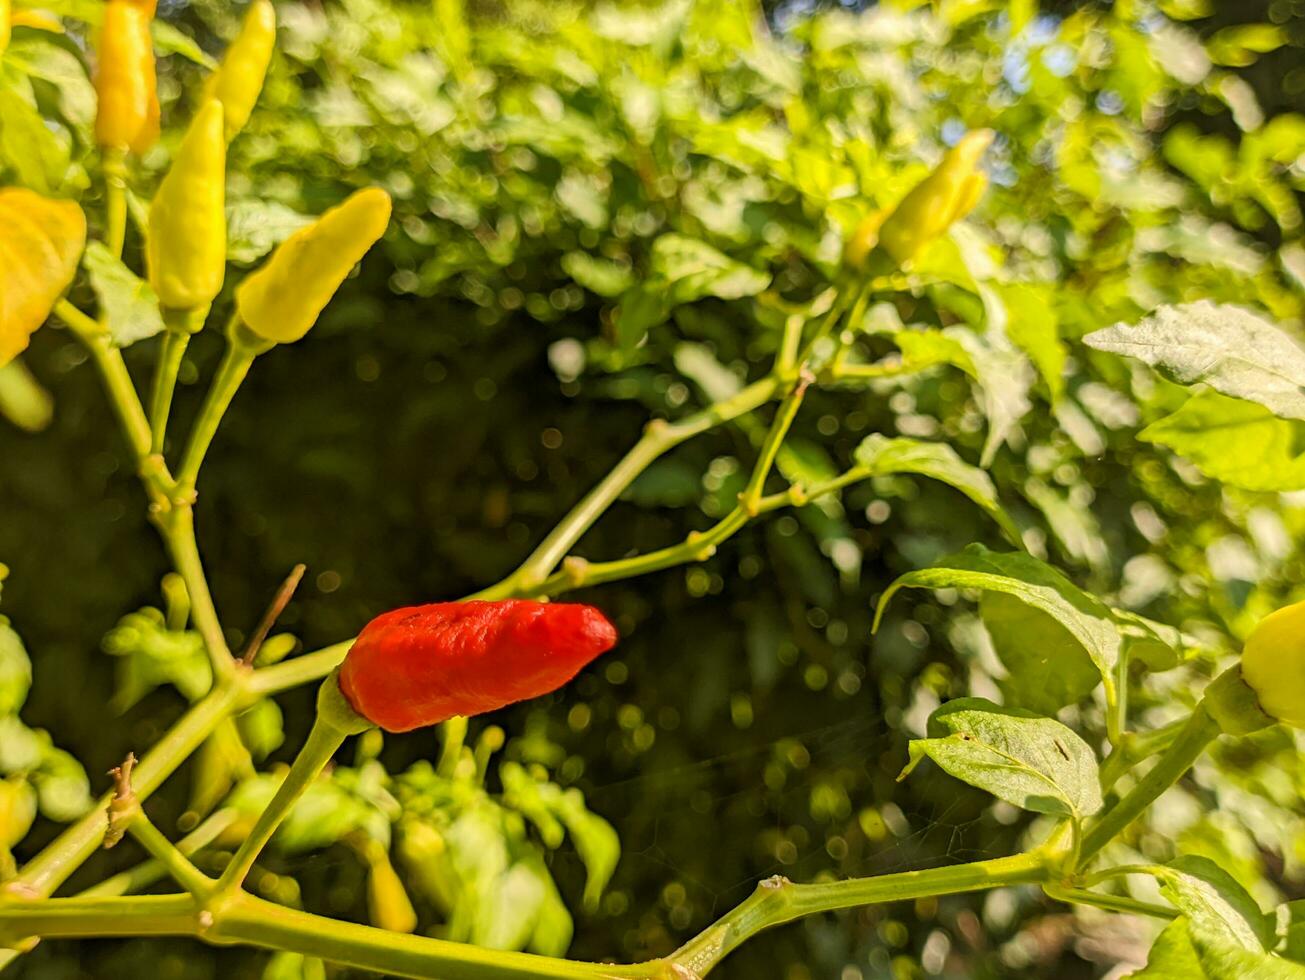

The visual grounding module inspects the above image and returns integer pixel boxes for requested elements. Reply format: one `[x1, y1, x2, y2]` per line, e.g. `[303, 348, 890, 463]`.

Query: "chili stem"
[1077, 704, 1221, 867]
[669, 851, 1049, 974]
[175, 341, 256, 490]
[149, 307, 207, 455]
[214, 709, 349, 893]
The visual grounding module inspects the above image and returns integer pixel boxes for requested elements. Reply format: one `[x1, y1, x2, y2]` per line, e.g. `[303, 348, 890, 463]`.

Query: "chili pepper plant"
[2, 1, 1305, 978]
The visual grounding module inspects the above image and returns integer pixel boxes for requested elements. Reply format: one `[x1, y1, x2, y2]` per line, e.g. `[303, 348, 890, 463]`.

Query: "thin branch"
[503, 376, 780, 592]
[1044, 883, 1176, 921]
[241, 564, 307, 665]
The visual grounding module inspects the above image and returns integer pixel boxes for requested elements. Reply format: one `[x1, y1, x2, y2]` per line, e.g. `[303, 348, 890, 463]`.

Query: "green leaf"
[998, 283, 1066, 401]
[0, 76, 70, 193]
[1114, 610, 1196, 672]
[1130, 918, 1305, 980]
[0, 716, 44, 774]
[875, 544, 1122, 697]
[981, 593, 1103, 714]
[853, 434, 1020, 543]
[152, 21, 219, 68]
[673, 342, 742, 401]
[550, 788, 619, 911]
[900, 698, 1102, 819]
[82, 242, 165, 348]
[235, 699, 285, 761]
[33, 746, 92, 821]
[2, 38, 96, 138]
[1207, 24, 1288, 67]
[651, 234, 770, 304]
[0, 621, 33, 715]
[561, 252, 634, 298]
[1085, 303, 1305, 422]
[473, 860, 547, 951]
[524, 852, 574, 957]
[226, 200, 314, 264]
[887, 327, 1033, 465]
[1128, 918, 1207, 979]
[1156, 856, 1272, 953]
[1140, 390, 1305, 492]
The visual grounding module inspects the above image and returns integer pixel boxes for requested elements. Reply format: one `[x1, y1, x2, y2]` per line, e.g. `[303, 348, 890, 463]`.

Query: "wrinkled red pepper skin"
[338, 600, 618, 732]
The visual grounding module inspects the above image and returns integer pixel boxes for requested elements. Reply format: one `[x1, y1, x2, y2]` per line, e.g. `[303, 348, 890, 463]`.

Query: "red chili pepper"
[338, 600, 618, 732]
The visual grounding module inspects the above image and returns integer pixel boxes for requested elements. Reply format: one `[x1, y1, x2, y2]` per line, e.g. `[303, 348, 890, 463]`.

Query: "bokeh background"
[2, 0, 1304, 977]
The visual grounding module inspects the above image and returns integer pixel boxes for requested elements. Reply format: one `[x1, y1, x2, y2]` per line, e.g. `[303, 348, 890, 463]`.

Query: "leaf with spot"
[899, 698, 1102, 819]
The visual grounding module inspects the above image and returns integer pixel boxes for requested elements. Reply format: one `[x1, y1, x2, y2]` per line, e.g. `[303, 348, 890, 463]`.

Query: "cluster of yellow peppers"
[0, 0, 391, 367]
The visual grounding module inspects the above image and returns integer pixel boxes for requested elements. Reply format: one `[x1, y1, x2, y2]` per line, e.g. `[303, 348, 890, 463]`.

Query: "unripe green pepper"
[235, 187, 392, 346]
[146, 100, 227, 310]
[202, 0, 276, 141]
[878, 129, 992, 266]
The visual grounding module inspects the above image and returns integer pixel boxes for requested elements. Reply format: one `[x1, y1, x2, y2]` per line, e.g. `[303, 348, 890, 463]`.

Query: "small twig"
[103, 754, 138, 849]
[241, 564, 307, 666]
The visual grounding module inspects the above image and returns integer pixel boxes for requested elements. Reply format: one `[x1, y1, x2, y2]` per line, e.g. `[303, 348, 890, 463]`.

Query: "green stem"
[1107, 648, 1130, 746]
[210, 894, 669, 980]
[214, 705, 351, 894]
[776, 313, 804, 374]
[503, 377, 779, 591]
[175, 341, 256, 490]
[739, 373, 809, 512]
[80, 810, 237, 899]
[1044, 883, 1176, 921]
[247, 642, 352, 696]
[1077, 705, 1221, 867]
[6, 684, 240, 901]
[104, 150, 128, 259]
[1099, 718, 1187, 794]
[669, 852, 1049, 975]
[0, 895, 197, 943]
[124, 811, 214, 896]
[0, 892, 669, 979]
[150, 307, 207, 456]
[157, 505, 236, 681]
[437, 717, 469, 779]
[55, 301, 153, 465]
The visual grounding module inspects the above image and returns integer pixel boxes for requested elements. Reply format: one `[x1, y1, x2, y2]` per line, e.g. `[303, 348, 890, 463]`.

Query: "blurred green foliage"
[2, 0, 1305, 977]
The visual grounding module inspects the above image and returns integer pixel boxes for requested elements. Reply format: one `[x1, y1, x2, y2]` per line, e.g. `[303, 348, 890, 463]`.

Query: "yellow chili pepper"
[235, 187, 392, 345]
[878, 129, 993, 266]
[0, 188, 87, 366]
[146, 100, 227, 310]
[356, 835, 418, 934]
[1239, 599, 1305, 728]
[843, 209, 886, 270]
[202, 0, 276, 141]
[0, 778, 36, 850]
[94, 0, 159, 154]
